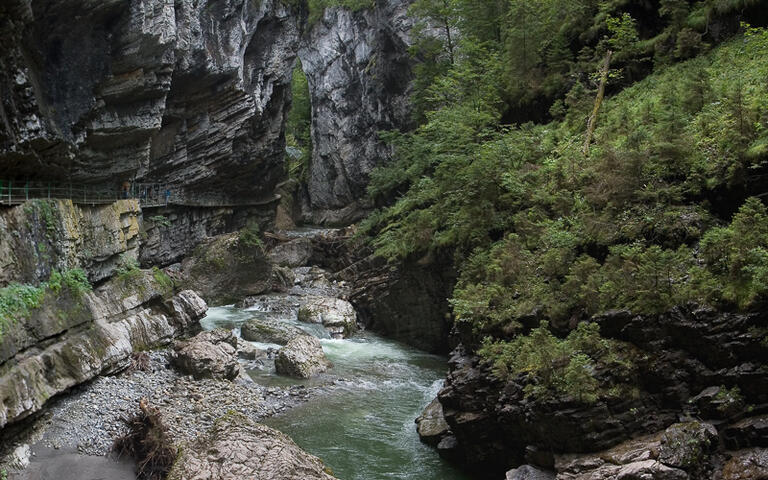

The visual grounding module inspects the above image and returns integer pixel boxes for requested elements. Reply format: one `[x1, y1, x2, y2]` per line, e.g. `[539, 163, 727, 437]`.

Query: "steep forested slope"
[361, 1, 768, 472]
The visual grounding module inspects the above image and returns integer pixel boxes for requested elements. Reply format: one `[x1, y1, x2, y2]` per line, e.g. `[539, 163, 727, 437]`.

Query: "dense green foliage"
[286, 61, 313, 181]
[479, 321, 636, 402]
[0, 269, 91, 338]
[362, 0, 768, 397]
[239, 221, 265, 251]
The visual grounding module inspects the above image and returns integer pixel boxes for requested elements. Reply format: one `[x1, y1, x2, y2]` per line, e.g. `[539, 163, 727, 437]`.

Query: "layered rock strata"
[429, 306, 768, 477]
[0, 270, 207, 430]
[0, 199, 141, 286]
[299, 0, 415, 224]
[0, 0, 300, 202]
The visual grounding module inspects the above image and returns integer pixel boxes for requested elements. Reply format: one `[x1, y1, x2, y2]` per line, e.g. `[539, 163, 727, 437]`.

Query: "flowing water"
[202, 305, 470, 480]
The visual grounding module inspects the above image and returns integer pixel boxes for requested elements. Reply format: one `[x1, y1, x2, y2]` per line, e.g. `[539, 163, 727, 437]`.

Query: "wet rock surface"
[416, 397, 451, 446]
[167, 411, 336, 480]
[241, 315, 307, 345]
[275, 335, 332, 379]
[171, 328, 239, 380]
[0, 350, 316, 464]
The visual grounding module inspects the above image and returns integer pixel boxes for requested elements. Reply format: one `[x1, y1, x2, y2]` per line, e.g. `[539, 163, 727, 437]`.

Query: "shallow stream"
[202, 305, 469, 480]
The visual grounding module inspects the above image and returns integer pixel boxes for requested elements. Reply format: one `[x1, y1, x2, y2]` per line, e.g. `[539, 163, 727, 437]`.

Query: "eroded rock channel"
[0, 228, 465, 479]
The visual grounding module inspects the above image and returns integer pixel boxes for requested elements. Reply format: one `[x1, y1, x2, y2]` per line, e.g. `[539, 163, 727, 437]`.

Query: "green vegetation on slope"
[0, 269, 91, 338]
[362, 0, 768, 400]
[286, 60, 313, 181]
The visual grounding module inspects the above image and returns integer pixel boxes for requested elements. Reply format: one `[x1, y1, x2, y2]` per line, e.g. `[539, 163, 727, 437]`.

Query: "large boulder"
[267, 238, 313, 268]
[298, 296, 357, 338]
[416, 398, 451, 446]
[240, 315, 307, 345]
[172, 329, 239, 381]
[167, 412, 335, 480]
[658, 421, 718, 470]
[179, 232, 272, 305]
[505, 465, 555, 480]
[275, 335, 331, 379]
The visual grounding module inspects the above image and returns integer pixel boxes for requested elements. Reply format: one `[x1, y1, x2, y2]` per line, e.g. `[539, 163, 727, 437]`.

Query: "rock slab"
[275, 335, 331, 379]
[167, 412, 336, 480]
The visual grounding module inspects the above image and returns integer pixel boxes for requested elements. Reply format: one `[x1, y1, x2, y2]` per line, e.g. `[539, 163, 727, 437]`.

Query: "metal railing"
[0, 180, 170, 207]
[0, 179, 281, 209]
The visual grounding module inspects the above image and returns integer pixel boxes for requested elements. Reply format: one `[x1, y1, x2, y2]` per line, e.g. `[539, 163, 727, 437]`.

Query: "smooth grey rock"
[237, 339, 266, 360]
[241, 315, 307, 345]
[299, 1, 415, 223]
[267, 237, 313, 268]
[298, 295, 357, 338]
[505, 465, 555, 480]
[416, 398, 451, 446]
[275, 335, 331, 379]
[167, 412, 336, 480]
[172, 328, 239, 380]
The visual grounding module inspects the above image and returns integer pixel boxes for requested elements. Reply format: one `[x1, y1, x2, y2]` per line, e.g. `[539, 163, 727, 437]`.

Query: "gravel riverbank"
[0, 349, 320, 472]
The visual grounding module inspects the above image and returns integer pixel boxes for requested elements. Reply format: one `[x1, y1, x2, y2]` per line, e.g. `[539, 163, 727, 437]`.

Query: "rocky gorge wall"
[0, 0, 300, 202]
[424, 306, 768, 478]
[298, 0, 415, 225]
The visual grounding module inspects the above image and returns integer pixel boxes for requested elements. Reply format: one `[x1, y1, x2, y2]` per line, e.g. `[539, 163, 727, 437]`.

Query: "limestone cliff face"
[0, 199, 141, 286]
[299, 0, 414, 224]
[0, 0, 300, 202]
[0, 273, 207, 430]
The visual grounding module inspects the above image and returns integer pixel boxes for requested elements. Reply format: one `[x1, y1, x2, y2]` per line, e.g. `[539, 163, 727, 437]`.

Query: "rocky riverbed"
[0, 349, 319, 473]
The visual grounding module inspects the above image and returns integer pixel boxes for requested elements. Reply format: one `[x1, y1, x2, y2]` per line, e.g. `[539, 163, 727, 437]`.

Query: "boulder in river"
[241, 315, 307, 345]
[166, 412, 336, 480]
[298, 296, 357, 338]
[171, 329, 239, 380]
[416, 398, 451, 446]
[658, 421, 718, 470]
[275, 335, 331, 379]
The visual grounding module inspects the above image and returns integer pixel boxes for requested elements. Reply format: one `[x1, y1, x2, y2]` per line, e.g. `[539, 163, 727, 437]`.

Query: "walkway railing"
[0, 179, 280, 209]
[0, 180, 170, 207]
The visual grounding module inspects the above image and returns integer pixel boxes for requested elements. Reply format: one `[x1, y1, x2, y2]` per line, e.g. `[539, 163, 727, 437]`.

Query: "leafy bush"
[0, 269, 92, 339]
[238, 222, 264, 251]
[478, 322, 627, 403]
[115, 253, 142, 283]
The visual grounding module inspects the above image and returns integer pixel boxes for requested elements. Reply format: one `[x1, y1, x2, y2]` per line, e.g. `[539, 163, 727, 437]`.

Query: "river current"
[202, 305, 469, 480]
